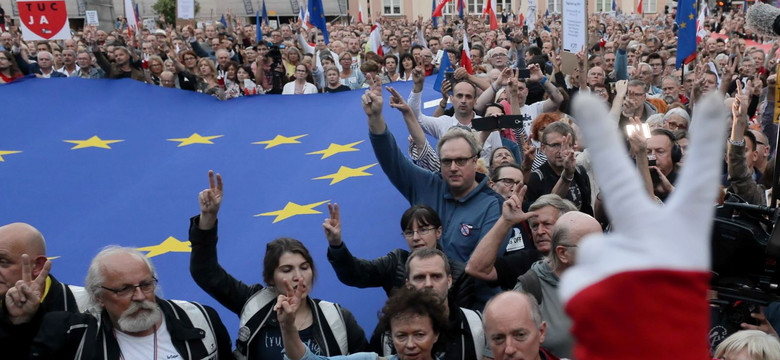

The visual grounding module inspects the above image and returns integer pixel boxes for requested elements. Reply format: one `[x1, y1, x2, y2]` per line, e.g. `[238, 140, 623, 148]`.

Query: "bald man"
[0, 223, 86, 358]
[750, 129, 770, 177]
[513, 212, 602, 358]
[484, 291, 558, 360]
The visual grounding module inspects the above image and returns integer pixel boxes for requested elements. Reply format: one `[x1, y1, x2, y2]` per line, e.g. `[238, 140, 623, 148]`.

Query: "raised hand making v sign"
[198, 170, 223, 231]
[5, 254, 51, 325]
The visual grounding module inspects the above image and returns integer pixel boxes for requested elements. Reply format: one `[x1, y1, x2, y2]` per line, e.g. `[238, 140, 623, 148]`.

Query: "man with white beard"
[11, 246, 232, 359]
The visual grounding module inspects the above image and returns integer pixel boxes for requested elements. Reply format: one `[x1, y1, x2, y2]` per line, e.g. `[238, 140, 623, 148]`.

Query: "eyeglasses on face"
[100, 278, 158, 298]
[402, 227, 436, 239]
[440, 156, 475, 167]
[544, 142, 564, 150]
[496, 178, 522, 187]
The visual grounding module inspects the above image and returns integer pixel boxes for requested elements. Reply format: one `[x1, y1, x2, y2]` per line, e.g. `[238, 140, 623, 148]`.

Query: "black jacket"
[188, 216, 369, 359]
[12, 52, 66, 77]
[526, 161, 594, 216]
[29, 297, 232, 360]
[0, 275, 81, 359]
[369, 306, 485, 360]
[327, 243, 476, 309]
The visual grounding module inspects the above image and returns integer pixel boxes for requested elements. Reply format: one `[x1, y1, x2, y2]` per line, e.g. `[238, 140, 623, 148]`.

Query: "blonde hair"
[714, 330, 780, 360]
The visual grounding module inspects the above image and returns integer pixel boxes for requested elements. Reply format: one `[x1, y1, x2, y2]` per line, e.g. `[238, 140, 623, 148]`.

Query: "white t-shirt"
[519, 101, 546, 141]
[115, 317, 182, 360]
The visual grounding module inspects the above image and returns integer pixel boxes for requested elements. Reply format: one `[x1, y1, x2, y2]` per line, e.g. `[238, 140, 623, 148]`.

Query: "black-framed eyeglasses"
[496, 178, 522, 187]
[440, 156, 476, 167]
[402, 227, 437, 239]
[100, 278, 158, 298]
[544, 142, 564, 150]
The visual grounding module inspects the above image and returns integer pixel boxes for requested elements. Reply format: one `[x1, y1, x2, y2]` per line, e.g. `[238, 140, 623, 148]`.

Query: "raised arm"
[189, 171, 260, 315]
[466, 186, 536, 281]
[531, 63, 563, 113]
[727, 80, 766, 205]
[549, 134, 577, 199]
[387, 86, 428, 152]
[476, 67, 513, 113]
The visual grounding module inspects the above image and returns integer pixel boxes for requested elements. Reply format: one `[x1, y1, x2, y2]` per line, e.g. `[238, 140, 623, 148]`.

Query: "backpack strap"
[170, 300, 218, 357]
[516, 270, 543, 304]
[318, 300, 349, 354]
[460, 308, 485, 360]
[67, 285, 90, 313]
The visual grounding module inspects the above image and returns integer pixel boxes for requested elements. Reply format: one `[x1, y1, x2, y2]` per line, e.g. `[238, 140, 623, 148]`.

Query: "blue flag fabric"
[220, 14, 227, 27]
[676, 0, 697, 68]
[612, 0, 617, 11]
[262, 0, 269, 25]
[308, 0, 330, 44]
[256, 11, 262, 42]
[432, 0, 438, 28]
[433, 50, 454, 93]
[0, 76, 446, 335]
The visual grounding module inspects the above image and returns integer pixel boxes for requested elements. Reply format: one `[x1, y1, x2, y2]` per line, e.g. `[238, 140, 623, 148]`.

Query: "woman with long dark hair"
[0, 50, 23, 84]
[189, 171, 368, 360]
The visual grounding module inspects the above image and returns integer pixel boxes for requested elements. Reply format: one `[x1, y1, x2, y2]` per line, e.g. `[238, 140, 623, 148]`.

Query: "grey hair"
[436, 126, 482, 159]
[84, 246, 159, 315]
[714, 330, 780, 359]
[484, 291, 543, 330]
[663, 108, 690, 124]
[646, 114, 666, 129]
[528, 194, 577, 214]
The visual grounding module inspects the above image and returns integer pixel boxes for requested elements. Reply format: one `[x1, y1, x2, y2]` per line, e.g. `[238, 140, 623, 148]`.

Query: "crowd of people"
[3, 3, 780, 359]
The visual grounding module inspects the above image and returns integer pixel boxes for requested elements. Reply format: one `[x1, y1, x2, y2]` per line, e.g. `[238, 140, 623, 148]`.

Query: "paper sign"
[177, 0, 194, 19]
[562, 0, 586, 52]
[142, 18, 156, 31]
[17, 0, 71, 40]
[85, 10, 98, 26]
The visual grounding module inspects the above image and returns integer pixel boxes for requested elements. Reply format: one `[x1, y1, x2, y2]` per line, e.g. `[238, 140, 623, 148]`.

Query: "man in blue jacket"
[362, 74, 503, 307]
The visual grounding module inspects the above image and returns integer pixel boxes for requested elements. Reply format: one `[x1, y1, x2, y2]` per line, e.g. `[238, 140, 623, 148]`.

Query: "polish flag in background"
[461, 30, 473, 74]
[483, 0, 498, 30]
[432, 0, 452, 17]
[370, 23, 383, 56]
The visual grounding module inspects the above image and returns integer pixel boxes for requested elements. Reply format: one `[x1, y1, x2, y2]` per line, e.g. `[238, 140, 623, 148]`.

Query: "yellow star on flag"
[167, 133, 224, 147]
[135, 236, 191, 257]
[255, 200, 330, 223]
[252, 134, 308, 149]
[0, 150, 22, 161]
[680, 21, 687, 29]
[313, 163, 378, 185]
[64, 136, 124, 150]
[689, 13, 694, 20]
[306, 140, 364, 159]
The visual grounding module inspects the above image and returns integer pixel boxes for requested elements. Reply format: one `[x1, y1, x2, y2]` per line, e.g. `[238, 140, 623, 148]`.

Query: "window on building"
[383, 0, 401, 15]
[496, 0, 512, 12]
[644, 0, 657, 13]
[547, 0, 562, 13]
[595, 0, 611, 12]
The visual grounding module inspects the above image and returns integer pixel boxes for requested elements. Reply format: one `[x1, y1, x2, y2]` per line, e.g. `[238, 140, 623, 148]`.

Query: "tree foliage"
[152, 0, 200, 23]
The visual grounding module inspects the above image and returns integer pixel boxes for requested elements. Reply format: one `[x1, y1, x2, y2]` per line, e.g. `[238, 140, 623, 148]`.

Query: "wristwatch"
[728, 138, 745, 146]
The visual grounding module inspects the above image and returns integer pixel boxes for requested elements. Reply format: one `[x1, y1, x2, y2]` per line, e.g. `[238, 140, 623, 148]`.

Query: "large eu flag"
[676, 0, 698, 68]
[0, 76, 444, 335]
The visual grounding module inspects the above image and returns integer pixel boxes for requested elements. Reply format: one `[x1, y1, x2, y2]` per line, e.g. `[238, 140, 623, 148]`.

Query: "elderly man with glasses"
[10, 246, 232, 359]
